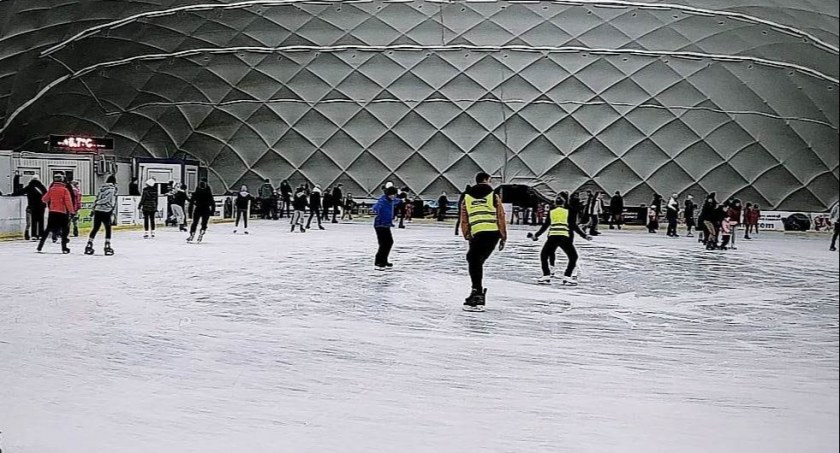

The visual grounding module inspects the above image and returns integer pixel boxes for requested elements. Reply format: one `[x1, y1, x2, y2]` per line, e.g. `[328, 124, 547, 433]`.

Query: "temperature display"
[49, 135, 114, 152]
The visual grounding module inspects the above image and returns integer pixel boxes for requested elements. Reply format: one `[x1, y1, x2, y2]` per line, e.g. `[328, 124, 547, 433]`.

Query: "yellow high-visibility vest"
[464, 194, 499, 234]
[549, 207, 570, 237]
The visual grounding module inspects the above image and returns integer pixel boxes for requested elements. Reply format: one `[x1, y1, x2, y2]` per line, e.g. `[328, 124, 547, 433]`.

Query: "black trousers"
[666, 217, 678, 236]
[235, 210, 248, 228]
[831, 224, 838, 248]
[89, 211, 112, 240]
[375, 227, 394, 265]
[143, 212, 156, 231]
[191, 212, 211, 234]
[30, 205, 45, 238]
[39, 212, 69, 249]
[541, 235, 578, 277]
[467, 231, 500, 291]
[307, 208, 322, 228]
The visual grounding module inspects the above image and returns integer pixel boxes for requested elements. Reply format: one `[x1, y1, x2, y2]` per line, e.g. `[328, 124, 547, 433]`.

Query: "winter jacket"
[610, 195, 623, 214]
[727, 207, 742, 225]
[292, 190, 308, 211]
[235, 192, 255, 210]
[587, 197, 603, 216]
[309, 189, 322, 210]
[684, 200, 696, 218]
[138, 186, 159, 213]
[280, 182, 293, 201]
[171, 190, 188, 208]
[372, 194, 402, 228]
[190, 184, 216, 214]
[829, 204, 839, 224]
[20, 180, 47, 208]
[42, 182, 75, 214]
[721, 219, 733, 235]
[751, 208, 761, 225]
[459, 184, 507, 240]
[332, 187, 343, 203]
[71, 186, 82, 212]
[92, 183, 118, 213]
[258, 183, 274, 199]
[666, 197, 679, 220]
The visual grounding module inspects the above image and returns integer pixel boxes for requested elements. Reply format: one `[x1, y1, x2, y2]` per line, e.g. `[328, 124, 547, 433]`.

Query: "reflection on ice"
[0, 223, 837, 452]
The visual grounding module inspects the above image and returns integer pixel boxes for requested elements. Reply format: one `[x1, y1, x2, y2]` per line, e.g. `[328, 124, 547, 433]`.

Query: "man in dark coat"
[609, 191, 624, 230]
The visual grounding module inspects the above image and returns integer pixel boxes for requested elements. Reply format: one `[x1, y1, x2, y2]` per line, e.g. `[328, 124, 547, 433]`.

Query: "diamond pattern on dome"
[0, 0, 837, 210]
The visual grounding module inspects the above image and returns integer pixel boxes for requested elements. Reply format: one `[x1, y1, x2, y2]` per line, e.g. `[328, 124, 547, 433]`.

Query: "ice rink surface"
[1, 221, 838, 453]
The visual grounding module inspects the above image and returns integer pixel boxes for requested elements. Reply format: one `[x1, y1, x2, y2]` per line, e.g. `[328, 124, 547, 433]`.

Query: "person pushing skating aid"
[187, 179, 215, 243]
[460, 172, 507, 311]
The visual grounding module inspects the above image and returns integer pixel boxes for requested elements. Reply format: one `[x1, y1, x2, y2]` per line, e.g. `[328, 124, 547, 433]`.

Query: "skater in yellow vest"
[530, 192, 590, 285]
[460, 172, 507, 311]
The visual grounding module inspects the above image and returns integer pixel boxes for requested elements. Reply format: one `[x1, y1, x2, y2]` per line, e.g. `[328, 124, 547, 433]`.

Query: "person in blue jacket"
[372, 186, 402, 270]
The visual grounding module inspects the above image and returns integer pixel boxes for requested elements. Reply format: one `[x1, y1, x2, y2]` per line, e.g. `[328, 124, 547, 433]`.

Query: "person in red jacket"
[37, 173, 76, 253]
[69, 180, 83, 237]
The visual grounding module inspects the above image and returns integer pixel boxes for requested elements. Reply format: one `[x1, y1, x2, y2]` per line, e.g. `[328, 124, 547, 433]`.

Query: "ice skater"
[85, 175, 117, 255]
[69, 180, 82, 237]
[829, 202, 838, 251]
[341, 193, 355, 221]
[233, 185, 254, 234]
[171, 184, 188, 232]
[16, 176, 47, 241]
[531, 192, 591, 285]
[290, 185, 307, 232]
[36, 173, 75, 254]
[666, 193, 680, 237]
[684, 195, 697, 237]
[460, 172, 507, 311]
[372, 186, 402, 270]
[138, 178, 158, 238]
[331, 184, 343, 223]
[187, 179, 215, 243]
[719, 212, 734, 250]
[306, 185, 325, 230]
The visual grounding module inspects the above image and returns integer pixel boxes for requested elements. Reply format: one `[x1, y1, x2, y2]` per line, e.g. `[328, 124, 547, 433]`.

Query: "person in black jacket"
[17, 176, 48, 241]
[306, 185, 325, 230]
[322, 187, 332, 222]
[609, 191, 624, 230]
[187, 179, 215, 243]
[684, 195, 697, 237]
[699, 193, 718, 248]
[280, 180, 292, 218]
[128, 177, 141, 196]
[233, 185, 255, 234]
[437, 192, 449, 221]
[291, 185, 308, 232]
[331, 184, 343, 223]
[138, 179, 159, 238]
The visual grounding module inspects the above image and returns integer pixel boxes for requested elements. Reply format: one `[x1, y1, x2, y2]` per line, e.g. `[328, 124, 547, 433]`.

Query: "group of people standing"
[256, 179, 353, 227]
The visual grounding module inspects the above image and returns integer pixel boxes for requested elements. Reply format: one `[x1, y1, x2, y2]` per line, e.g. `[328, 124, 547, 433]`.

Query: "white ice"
[0, 221, 838, 453]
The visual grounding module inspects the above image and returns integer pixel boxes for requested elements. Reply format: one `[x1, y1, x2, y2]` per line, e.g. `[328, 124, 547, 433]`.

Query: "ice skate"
[197, 230, 205, 243]
[104, 242, 114, 256]
[831, 246, 837, 252]
[151, 231, 155, 238]
[143, 231, 149, 239]
[300, 226, 306, 233]
[561, 276, 578, 286]
[62, 246, 71, 254]
[475, 289, 487, 310]
[233, 229, 237, 234]
[179, 225, 187, 232]
[84, 241, 95, 255]
[186, 233, 195, 243]
[244, 229, 249, 235]
[536, 275, 552, 285]
[463, 289, 482, 311]
[686, 232, 694, 237]
[374, 263, 387, 271]
[318, 225, 325, 230]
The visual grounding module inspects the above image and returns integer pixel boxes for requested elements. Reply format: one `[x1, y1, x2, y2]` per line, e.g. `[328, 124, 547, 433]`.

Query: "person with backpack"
[258, 179, 275, 220]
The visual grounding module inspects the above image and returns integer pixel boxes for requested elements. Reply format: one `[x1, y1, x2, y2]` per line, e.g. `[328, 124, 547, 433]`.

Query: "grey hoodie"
[93, 183, 118, 213]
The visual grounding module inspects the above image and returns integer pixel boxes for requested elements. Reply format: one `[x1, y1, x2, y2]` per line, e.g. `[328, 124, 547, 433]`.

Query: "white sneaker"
[536, 275, 552, 285]
[561, 276, 578, 286]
